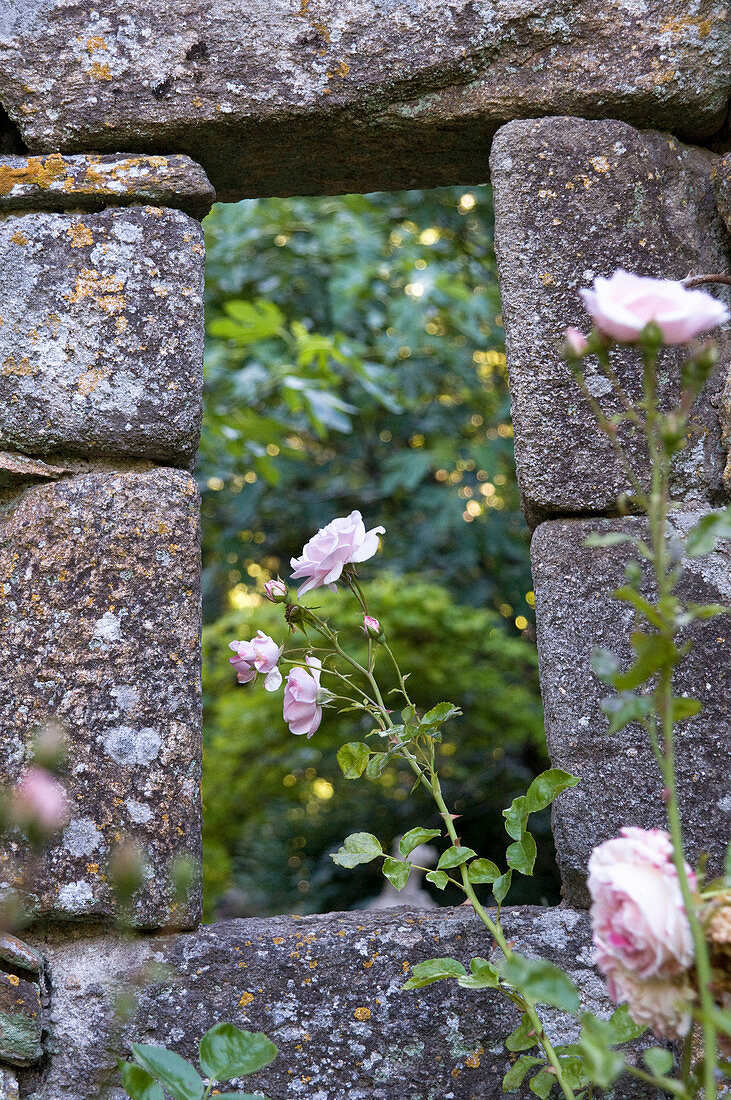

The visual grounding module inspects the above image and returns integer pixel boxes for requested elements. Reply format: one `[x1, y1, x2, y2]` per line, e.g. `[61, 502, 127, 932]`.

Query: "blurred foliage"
[202, 576, 555, 919]
[199, 186, 553, 917]
[201, 186, 533, 629]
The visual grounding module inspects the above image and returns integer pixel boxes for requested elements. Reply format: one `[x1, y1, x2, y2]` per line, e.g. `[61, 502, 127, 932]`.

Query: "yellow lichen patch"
[89, 61, 112, 81]
[86, 36, 107, 53]
[67, 270, 126, 314]
[86, 862, 99, 874]
[308, 960, 317, 969]
[362, 959, 373, 969]
[0, 153, 68, 197]
[67, 222, 93, 248]
[6, 975, 19, 986]
[465, 1051, 482, 1069]
[540, 272, 554, 286]
[239, 991, 254, 1007]
[272, 936, 284, 945]
[590, 155, 610, 174]
[152, 285, 169, 298]
[10, 231, 28, 246]
[353, 1007, 371, 1021]
[2, 355, 35, 377]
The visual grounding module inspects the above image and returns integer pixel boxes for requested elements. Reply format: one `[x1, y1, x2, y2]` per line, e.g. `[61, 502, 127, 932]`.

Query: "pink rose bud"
[290, 510, 385, 598]
[264, 578, 288, 604]
[564, 327, 589, 356]
[362, 614, 382, 640]
[11, 767, 70, 836]
[579, 269, 729, 345]
[283, 656, 324, 738]
[228, 631, 283, 691]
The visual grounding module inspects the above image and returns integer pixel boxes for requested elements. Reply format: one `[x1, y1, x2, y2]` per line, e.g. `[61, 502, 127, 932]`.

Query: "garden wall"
[0, 3, 729, 1097]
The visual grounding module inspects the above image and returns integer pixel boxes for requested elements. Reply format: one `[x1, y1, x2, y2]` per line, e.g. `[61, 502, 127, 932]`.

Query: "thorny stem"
[572, 367, 648, 508]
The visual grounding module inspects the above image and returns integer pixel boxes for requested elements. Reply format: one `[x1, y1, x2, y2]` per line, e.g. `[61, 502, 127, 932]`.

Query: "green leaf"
[199, 1024, 277, 1080]
[500, 955, 580, 1012]
[506, 832, 537, 876]
[590, 647, 620, 684]
[671, 696, 702, 723]
[524, 770, 580, 814]
[685, 508, 731, 557]
[600, 691, 653, 735]
[399, 828, 442, 857]
[502, 1055, 544, 1090]
[606, 1003, 646, 1043]
[614, 632, 679, 691]
[643, 1047, 674, 1075]
[577, 1015, 626, 1088]
[118, 1061, 166, 1100]
[502, 795, 526, 840]
[336, 742, 370, 779]
[492, 870, 512, 905]
[529, 1067, 557, 1098]
[131, 1045, 205, 1100]
[365, 753, 388, 779]
[467, 858, 500, 884]
[419, 702, 461, 730]
[382, 857, 410, 891]
[331, 832, 383, 868]
[613, 586, 663, 629]
[505, 1014, 540, 1052]
[402, 957, 467, 990]
[426, 870, 449, 890]
[437, 845, 477, 870]
[457, 957, 500, 990]
[584, 532, 636, 548]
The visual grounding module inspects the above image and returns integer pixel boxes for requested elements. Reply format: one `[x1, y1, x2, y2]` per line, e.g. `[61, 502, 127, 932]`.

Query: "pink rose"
[11, 766, 70, 835]
[283, 656, 324, 738]
[580, 270, 729, 344]
[603, 966, 695, 1041]
[564, 327, 589, 356]
[264, 578, 287, 604]
[290, 510, 385, 597]
[589, 827, 695, 983]
[229, 631, 283, 691]
[362, 614, 381, 639]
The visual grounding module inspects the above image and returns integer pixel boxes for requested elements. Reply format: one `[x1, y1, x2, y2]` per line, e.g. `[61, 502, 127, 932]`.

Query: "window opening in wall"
[197, 186, 558, 922]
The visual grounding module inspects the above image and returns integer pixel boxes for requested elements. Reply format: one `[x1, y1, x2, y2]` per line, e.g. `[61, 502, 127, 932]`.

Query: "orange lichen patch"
[67, 270, 126, 314]
[661, 15, 713, 36]
[451, 1066, 461, 1079]
[10, 230, 28, 245]
[0, 153, 68, 196]
[67, 222, 93, 248]
[353, 1007, 371, 1021]
[86, 36, 107, 53]
[2, 355, 35, 377]
[239, 991, 254, 1007]
[77, 368, 110, 396]
[89, 61, 112, 81]
[465, 1051, 482, 1069]
[86, 862, 99, 874]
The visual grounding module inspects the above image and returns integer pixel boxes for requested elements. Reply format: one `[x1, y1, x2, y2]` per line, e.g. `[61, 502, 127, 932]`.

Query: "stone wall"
[0, 5, 728, 1098]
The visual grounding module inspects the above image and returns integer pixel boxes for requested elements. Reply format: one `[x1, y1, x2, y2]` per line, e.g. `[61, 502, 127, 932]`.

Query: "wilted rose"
[589, 826, 695, 982]
[283, 657, 324, 738]
[229, 631, 283, 691]
[11, 767, 70, 837]
[290, 511, 384, 597]
[604, 965, 695, 1040]
[579, 270, 729, 345]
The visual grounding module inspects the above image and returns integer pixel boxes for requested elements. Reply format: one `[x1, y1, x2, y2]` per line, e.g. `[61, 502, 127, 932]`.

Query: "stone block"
[0, 1068, 18, 1100]
[0, 206, 203, 467]
[0, 2, 728, 200]
[714, 151, 731, 235]
[25, 907, 653, 1099]
[0, 466, 202, 929]
[0, 153, 215, 219]
[0, 973, 42, 1067]
[531, 510, 731, 907]
[491, 117, 731, 525]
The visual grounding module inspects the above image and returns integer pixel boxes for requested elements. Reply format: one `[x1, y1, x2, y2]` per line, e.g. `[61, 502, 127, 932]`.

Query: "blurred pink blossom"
[564, 327, 589, 355]
[11, 767, 70, 835]
[603, 965, 695, 1040]
[290, 511, 384, 597]
[283, 656, 324, 738]
[579, 270, 728, 344]
[229, 631, 283, 691]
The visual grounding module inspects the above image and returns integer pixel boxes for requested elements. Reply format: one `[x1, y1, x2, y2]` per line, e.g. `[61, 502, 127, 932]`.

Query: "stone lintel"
[491, 116, 731, 526]
[0, 467, 202, 929]
[0, 153, 215, 220]
[22, 906, 654, 1099]
[0, 1, 728, 200]
[531, 510, 731, 907]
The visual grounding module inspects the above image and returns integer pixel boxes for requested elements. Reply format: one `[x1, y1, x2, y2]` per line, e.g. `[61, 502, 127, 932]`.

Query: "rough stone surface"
[0, 206, 203, 468]
[0, 454, 71, 493]
[0, 1068, 19, 1100]
[491, 117, 731, 526]
[0, 973, 42, 1067]
[0, 153, 215, 219]
[21, 907, 655, 1099]
[532, 510, 731, 907]
[0, 466, 202, 929]
[714, 151, 731, 234]
[0, 1, 728, 200]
